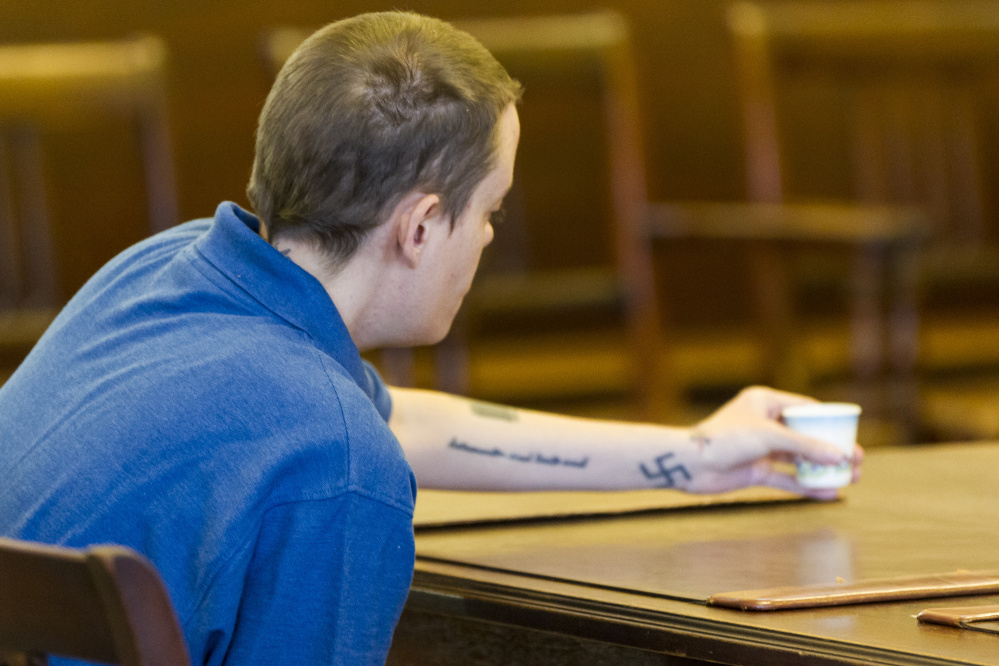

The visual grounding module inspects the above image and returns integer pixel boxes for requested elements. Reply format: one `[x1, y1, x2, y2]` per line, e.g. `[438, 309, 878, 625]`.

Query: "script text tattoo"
[448, 438, 588, 469]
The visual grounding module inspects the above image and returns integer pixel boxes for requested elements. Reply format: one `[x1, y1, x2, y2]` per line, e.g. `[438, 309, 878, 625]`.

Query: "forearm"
[389, 385, 856, 499]
[388, 386, 698, 491]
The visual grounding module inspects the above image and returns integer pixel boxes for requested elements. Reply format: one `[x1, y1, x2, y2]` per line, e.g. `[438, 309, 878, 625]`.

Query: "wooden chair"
[466, 14, 935, 437]
[0, 537, 190, 666]
[647, 201, 926, 425]
[728, 0, 999, 439]
[443, 13, 674, 420]
[0, 36, 178, 381]
[449, 13, 928, 432]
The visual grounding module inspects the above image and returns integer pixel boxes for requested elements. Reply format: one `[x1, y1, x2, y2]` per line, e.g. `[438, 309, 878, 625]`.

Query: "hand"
[683, 386, 863, 500]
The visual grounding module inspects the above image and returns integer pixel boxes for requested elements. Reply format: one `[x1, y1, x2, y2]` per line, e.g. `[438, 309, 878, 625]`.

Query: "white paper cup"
[781, 402, 861, 489]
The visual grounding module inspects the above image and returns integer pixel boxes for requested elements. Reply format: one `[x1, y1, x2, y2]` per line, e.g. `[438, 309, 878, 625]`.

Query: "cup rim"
[781, 402, 862, 419]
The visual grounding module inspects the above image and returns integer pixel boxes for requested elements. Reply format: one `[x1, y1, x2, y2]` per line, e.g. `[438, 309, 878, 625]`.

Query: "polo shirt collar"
[193, 201, 369, 389]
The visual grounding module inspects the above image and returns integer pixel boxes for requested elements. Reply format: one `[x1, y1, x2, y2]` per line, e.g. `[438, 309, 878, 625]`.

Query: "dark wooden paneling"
[0, 0, 749, 299]
[4, 1, 963, 326]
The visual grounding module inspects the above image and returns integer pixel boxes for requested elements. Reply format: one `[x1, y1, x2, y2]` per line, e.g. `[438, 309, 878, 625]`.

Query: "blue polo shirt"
[0, 203, 417, 665]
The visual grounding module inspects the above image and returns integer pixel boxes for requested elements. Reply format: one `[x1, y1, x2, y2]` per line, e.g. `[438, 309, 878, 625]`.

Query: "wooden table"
[387, 443, 999, 665]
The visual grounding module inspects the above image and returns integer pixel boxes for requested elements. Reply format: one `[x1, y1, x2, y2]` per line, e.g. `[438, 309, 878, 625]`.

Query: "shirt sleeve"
[361, 359, 392, 422]
[194, 494, 415, 666]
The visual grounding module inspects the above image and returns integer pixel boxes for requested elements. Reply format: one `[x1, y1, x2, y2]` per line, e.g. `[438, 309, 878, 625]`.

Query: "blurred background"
[3, 0, 998, 447]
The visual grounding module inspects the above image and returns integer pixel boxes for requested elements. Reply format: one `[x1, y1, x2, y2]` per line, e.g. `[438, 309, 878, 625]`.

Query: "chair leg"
[137, 101, 179, 234]
[750, 243, 809, 393]
[380, 347, 416, 388]
[10, 129, 57, 307]
[849, 245, 885, 386]
[887, 241, 922, 442]
[0, 137, 22, 307]
[434, 318, 470, 396]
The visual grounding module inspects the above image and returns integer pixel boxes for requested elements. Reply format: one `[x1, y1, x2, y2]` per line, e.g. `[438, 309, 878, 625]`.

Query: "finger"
[759, 421, 849, 465]
[687, 458, 841, 499]
[738, 385, 820, 420]
[751, 465, 843, 501]
[851, 445, 863, 483]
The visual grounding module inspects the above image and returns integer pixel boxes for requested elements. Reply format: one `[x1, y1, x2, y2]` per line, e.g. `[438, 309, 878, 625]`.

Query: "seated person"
[0, 11, 859, 666]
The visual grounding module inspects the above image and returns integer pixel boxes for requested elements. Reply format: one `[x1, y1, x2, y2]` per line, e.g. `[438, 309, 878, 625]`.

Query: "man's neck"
[265, 229, 397, 352]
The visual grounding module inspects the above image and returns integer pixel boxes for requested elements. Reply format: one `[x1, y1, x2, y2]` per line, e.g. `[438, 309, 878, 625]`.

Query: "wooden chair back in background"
[729, 0, 999, 440]
[0, 36, 178, 381]
[0, 537, 190, 666]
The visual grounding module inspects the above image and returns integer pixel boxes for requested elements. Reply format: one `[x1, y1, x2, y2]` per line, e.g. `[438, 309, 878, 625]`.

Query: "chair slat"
[0, 537, 190, 666]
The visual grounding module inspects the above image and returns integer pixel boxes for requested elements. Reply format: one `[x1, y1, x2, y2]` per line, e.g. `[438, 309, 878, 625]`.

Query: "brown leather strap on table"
[917, 604, 999, 632]
[708, 571, 999, 611]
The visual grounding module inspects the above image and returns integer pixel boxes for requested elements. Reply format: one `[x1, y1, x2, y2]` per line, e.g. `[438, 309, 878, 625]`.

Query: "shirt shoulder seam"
[181, 489, 414, 629]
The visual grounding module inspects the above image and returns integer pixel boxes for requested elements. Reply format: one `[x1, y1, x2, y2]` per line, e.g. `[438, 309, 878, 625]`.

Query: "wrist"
[633, 426, 700, 490]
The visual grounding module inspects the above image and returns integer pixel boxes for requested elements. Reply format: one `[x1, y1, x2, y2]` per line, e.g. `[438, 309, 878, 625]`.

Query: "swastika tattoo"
[639, 453, 691, 488]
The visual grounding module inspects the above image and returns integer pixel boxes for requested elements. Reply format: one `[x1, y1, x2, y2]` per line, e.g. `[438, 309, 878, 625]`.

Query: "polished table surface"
[391, 443, 999, 665]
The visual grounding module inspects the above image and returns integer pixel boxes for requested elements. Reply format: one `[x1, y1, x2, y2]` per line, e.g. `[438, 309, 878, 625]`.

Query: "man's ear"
[393, 192, 442, 268]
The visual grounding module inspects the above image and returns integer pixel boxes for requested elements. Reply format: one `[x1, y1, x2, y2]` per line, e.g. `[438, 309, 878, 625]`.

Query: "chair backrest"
[259, 13, 668, 419]
[0, 35, 178, 310]
[453, 12, 664, 415]
[451, 12, 652, 274]
[728, 0, 999, 255]
[0, 537, 190, 666]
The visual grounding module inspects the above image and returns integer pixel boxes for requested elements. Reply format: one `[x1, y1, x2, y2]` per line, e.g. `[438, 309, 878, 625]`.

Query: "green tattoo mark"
[469, 400, 519, 422]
